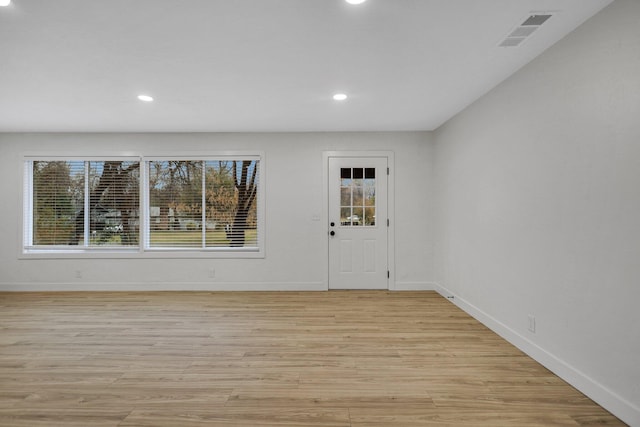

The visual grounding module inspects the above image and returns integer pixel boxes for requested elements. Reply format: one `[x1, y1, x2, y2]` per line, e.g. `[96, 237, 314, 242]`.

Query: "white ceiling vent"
[499, 13, 554, 48]
[499, 37, 526, 47]
[522, 14, 553, 26]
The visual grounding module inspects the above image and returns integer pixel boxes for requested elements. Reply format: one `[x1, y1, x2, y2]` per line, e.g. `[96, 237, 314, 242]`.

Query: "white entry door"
[328, 157, 388, 289]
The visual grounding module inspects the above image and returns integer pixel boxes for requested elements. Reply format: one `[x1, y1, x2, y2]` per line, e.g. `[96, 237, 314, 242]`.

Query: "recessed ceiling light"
[0, 0, 11, 7]
[345, 0, 367, 4]
[333, 93, 348, 101]
[137, 94, 154, 102]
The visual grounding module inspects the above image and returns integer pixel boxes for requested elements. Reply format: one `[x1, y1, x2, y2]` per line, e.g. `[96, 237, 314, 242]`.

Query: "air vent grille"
[508, 26, 538, 38]
[499, 37, 525, 48]
[522, 14, 552, 26]
[499, 13, 554, 48]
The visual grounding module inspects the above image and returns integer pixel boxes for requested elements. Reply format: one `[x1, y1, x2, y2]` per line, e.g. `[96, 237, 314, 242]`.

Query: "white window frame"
[21, 152, 265, 259]
[142, 155, 263, 254]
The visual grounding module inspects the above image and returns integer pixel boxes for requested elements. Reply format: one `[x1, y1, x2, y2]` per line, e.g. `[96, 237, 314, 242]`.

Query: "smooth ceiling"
[0, 0, 612, 132]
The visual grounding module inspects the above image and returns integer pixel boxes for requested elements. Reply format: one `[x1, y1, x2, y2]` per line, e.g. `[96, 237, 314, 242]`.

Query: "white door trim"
[322, 151, 395, 291]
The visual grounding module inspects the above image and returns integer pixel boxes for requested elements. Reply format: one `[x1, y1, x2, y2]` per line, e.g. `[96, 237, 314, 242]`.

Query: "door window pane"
[364, 207, 376, 226]
[340, 187, 351, 206]
[340, 207, 352, 225]
[352, 187, 363, 206]
[364, 184, 375, 206]
[352, 207, 363, 226]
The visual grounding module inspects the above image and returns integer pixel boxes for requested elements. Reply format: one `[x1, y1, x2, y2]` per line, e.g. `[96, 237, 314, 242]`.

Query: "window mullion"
[84, 161, 90, 247]
[24, 161, 34, 247]
[140, 160, 148, 253]
[202, 160, 206, 249]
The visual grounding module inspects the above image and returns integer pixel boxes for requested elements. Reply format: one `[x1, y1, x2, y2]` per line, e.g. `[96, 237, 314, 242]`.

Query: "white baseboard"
[393, 281, 436, 291]
[0, 282, 327, 292]
[434, 282, 640, 427]
[1, 281, 440, 292]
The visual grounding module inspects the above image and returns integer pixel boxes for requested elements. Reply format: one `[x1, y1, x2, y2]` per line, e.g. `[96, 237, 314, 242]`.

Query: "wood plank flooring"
[0, 291, 625, 426]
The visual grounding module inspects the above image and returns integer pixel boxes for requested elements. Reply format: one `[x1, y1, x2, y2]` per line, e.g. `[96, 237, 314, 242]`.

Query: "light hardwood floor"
[0, 291, 625, 426]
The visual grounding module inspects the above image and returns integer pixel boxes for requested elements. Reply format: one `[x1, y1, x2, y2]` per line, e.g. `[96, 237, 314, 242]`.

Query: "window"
[146, 159, 260, 251]
[23, 154, 263, 257]
[25, 159, 140, 249]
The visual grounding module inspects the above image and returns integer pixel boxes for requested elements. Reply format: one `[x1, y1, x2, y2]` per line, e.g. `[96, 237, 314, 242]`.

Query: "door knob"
[330, 231, 335, 236]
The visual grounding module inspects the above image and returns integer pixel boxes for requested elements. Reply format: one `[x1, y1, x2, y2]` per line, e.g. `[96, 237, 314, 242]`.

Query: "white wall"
[0, 131, 435, 291]
[433, 0, 640, 424]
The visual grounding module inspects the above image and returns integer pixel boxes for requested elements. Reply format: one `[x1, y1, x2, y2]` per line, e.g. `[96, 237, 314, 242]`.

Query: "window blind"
[32, 160, 85, 245]
[147, 159, 260, 250]
[87, 161, 140, 247]
[29, 159, 140, 248]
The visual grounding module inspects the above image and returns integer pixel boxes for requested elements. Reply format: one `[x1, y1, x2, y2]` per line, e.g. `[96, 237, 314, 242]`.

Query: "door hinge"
[387, 270, 390, 279]
[387, 167, 390, 175]
[387, 218, 389, 227]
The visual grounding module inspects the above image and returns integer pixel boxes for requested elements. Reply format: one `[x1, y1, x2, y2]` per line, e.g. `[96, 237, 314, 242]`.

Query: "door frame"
[322, 151, 395, 291]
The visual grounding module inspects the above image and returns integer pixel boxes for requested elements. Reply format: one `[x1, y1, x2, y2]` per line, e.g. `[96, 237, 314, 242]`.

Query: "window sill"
[21, 248, 264, 259]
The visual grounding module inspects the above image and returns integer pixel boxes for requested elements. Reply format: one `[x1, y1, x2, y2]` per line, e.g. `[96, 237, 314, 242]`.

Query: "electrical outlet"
[208, 268, 216, 279]
[74, 270, 83, 279]
[528, 314, 536, 333]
